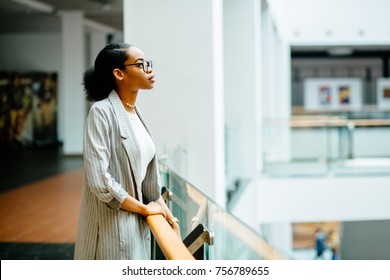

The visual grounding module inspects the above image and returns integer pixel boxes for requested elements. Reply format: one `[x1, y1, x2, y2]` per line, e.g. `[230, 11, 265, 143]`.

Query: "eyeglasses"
[123, 60, 153, 73]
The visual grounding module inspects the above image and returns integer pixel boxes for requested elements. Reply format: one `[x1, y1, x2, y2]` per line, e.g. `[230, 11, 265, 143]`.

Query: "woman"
[74, 43, 180, 260]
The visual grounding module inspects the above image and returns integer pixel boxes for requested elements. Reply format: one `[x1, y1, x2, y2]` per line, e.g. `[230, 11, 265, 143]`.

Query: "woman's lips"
[149, 75, 155, 83]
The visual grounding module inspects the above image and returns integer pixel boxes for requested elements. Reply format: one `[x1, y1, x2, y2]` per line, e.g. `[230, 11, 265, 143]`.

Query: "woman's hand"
[171, 222, 181, 238]
[143, 201, 166, 218]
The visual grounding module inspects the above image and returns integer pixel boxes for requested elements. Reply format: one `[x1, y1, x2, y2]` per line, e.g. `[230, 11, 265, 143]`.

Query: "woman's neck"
[117, 89, 138, 113]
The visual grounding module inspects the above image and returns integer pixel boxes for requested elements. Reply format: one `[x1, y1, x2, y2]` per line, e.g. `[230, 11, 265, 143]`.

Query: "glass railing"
[262, 116, 390, 177]
[156, 137, 189, 179]
[158, 162, 292, 260]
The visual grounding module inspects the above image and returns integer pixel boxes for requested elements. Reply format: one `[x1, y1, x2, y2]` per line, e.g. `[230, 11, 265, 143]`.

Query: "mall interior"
[0, 0, 389, 260]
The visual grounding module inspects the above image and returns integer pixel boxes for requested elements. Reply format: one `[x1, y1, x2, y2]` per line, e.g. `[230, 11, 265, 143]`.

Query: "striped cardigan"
[74, 91, 161, 259]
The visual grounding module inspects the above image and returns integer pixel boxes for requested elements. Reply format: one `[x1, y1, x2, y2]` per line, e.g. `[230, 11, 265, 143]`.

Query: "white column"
[124, 0, 225, 205]
[261, 4, 291, 162]
[88, 31, 106, 67]
[59, 11, 86, 155]
[279, 41, 291, 161]
[224, 0, 262, 185]
[261, 7, 274, 120]
[84, 31, 107, 113]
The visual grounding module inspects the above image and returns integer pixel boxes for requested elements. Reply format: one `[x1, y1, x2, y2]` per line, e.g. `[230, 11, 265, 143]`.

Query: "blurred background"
[0, 0, 389, 260]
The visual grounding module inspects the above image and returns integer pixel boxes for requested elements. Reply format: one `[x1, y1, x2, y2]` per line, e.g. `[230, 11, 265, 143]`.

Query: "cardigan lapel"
[108, 91, 142, 196]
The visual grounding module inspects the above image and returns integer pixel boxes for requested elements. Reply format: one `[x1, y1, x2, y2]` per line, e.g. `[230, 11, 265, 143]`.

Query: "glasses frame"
[123, 60, 153, 73]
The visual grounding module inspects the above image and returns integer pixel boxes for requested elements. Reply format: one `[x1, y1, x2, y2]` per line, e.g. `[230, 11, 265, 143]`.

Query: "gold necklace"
[120, 98, 136, 109]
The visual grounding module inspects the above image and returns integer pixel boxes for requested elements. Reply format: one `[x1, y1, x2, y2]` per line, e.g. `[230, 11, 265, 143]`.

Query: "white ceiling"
[0, 0, 123, 32]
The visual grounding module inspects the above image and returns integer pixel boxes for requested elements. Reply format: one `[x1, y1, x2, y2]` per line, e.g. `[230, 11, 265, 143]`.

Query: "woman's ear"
[113, 68, 124, 81]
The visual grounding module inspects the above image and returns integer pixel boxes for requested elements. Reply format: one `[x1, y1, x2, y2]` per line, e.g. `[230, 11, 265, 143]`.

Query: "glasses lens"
[146, 60, 152, 72]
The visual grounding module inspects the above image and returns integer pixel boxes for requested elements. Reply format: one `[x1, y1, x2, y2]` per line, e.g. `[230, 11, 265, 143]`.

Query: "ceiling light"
[12, 0, 54, 13]
[102, 4, 112, 11]
[327, 47, 353, 56]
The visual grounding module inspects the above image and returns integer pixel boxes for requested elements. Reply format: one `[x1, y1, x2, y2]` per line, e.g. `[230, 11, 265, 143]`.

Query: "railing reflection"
[158, 162, 292, 260]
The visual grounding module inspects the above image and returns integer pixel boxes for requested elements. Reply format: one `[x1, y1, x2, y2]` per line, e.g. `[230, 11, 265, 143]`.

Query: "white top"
[128, 112, 156, 182]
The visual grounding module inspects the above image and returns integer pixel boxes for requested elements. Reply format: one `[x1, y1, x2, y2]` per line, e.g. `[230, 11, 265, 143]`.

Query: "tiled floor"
[0, 146, 83, 260]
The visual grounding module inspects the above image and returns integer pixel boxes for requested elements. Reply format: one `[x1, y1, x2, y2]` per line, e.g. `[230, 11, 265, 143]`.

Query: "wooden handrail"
[291, 119, 390, 128]
[264, 118, 390, 128]
[146, 214, 195, 260]
[292, 105, 390, 114]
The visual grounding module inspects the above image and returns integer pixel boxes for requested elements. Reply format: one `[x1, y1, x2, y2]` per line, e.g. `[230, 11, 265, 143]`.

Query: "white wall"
[123, 0, 225, 204]
[0, 33, 61, 72]
[233, 173, 390, 253]
[269, 0, 390, 45]
[255, 176, 390, 223]
[224, 0, 262, 184]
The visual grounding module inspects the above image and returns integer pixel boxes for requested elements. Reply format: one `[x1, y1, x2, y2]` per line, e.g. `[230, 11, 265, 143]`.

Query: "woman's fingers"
[146, 202, 166, 218]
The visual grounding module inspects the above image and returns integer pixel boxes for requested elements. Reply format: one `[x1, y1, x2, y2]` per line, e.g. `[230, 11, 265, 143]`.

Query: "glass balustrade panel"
[159, 162, 292, 260]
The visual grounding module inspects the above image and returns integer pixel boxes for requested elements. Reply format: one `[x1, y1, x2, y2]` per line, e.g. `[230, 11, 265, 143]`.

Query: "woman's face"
[121, 47, 155, 91]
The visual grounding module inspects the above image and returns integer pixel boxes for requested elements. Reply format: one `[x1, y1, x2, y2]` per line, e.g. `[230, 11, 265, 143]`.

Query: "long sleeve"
[83, 105, 128, 205]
